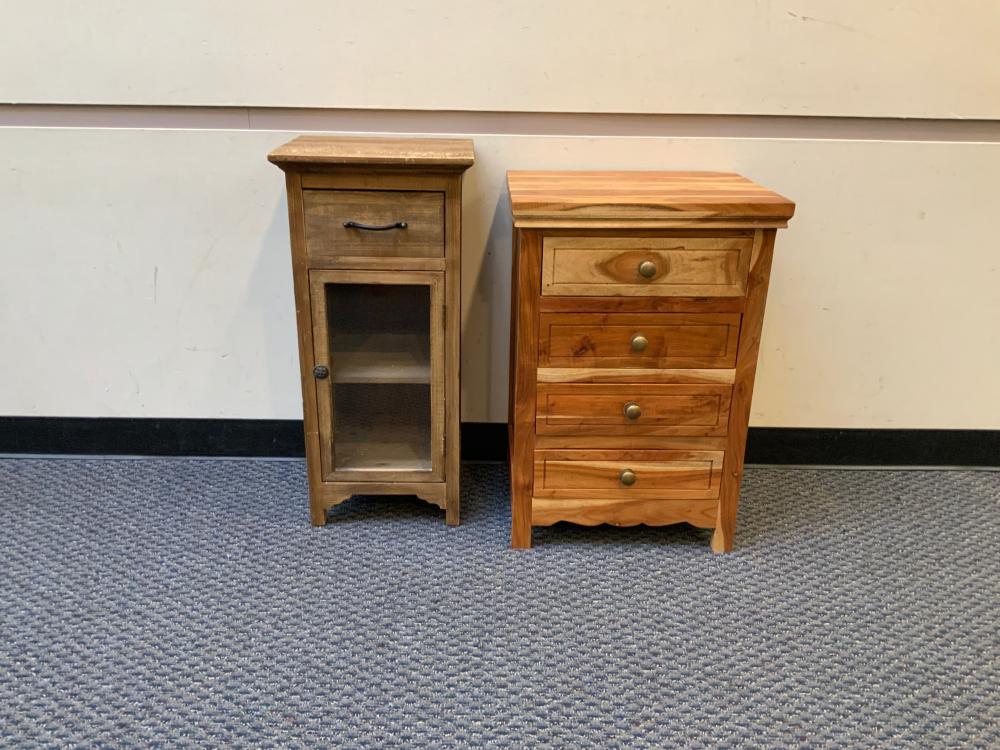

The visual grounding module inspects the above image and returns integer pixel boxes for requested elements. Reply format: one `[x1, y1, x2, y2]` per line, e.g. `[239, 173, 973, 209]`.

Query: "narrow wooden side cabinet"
[269, 136, 474, 525]
[507, 171, 794, 551]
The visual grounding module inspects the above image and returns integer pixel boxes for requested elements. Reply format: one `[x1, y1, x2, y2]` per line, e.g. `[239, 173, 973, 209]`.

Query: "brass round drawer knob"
[630, 334, 648, 352]
[313, 365, 330, 379]
[623, 401, 642, 420]
[619, 469, 637, 486]
[638, 260, 657, 278]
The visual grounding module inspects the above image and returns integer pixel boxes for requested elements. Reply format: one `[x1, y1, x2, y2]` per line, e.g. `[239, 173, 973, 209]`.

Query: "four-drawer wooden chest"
[269, 136, 474, 526]
[506, 171, 794, 551]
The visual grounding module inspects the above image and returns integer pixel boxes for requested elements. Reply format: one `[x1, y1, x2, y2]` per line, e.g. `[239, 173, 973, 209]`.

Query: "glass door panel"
[309, 270, 444, 482]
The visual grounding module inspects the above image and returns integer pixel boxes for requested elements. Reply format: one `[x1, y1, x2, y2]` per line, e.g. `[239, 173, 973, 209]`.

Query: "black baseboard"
[0, 417, 997, 467]
[0, 417, 306, 458]
[743, 427, 998, 467]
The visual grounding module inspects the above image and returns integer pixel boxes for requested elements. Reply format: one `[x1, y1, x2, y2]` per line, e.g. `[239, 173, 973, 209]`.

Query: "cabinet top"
[507, 171, 794, 228]
[269, 136, 475, 171]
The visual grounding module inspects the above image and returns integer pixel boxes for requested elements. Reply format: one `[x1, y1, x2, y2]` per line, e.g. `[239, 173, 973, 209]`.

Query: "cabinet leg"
[710, 524, 733, 553]
[510, 527, 531, 549]
[310, 500, 328, 527]
[509, 426, 533, 548]
[445, 483, 460, 526]
[713, 472, 738, 553]
[511, 495, 532, 549]
[511, 523, 532, 549]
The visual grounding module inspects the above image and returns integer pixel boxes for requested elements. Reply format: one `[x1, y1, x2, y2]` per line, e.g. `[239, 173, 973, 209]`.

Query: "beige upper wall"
[1, 127, 998, 428]
[1, 2, 996, 428]
[2, 1, 998, 118]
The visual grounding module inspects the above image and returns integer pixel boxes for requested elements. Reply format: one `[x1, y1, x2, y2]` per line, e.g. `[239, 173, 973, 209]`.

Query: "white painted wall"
[0, 2, 996, 427]
[1, 128, 997, 427]
[1, 1, 998, 118]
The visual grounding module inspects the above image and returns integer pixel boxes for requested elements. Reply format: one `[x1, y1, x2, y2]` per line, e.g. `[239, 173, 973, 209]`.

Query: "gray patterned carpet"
[1, 458, 997, 748]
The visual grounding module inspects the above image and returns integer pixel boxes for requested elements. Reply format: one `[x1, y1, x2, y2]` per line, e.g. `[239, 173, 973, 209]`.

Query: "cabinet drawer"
[539, 312, 739, 369]
[536, 383, 731, 436]
[541, 236, 752, 297]
[533, 449, 724, 500]
[303, 189, 444, 260]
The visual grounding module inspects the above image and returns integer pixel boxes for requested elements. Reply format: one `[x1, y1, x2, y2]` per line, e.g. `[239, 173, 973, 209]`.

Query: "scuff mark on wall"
[787, 11, 858, 34]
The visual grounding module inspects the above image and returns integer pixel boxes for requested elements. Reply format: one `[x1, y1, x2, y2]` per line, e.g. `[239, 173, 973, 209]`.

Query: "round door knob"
[313, 365, 330, 379]
[619, 469, 637, 486]
[630, 334, 648, 352]
[638, 260, 657, 278]
[623, 401, 642, 420]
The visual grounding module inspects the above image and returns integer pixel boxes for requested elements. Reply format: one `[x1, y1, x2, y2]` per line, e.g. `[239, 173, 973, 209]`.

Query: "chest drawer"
[303, 189, 444, 260]
[533, 449, 724, 500]
[536, 383, 732, 436]
[539, 312, 740, 369]
[541, 236, 752, 297]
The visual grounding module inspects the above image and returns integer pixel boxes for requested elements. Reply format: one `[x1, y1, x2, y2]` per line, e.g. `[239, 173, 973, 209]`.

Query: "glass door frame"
[308, 269, 445, 483]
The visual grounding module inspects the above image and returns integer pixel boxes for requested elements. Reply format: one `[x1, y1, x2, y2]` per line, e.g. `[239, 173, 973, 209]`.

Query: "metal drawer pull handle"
[619, 469, 637, 486]
[638, 260, 657, 278]
[623, 401, 642, 420]
[313, 365, 330, 379]
[343, 220, 408, 231]
[630, 334, 648, 352]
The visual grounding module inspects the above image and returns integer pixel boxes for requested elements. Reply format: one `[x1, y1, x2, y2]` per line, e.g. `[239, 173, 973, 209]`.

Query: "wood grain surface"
[536, 368, 736, 385]
[507, 172, 790, 549]
[283, 172, 327, 526]
[303, 189, 444, 259]
[533, 449, 724, 500]
[269, 135, 475, 169]
[536, 383, 732, 437]
[509, 171, 794, 226]
[538, 312, 739, 369]
[509, 230, 542, 548]
[541, 236, 752, 297]
[443, 173, 463, 525]
[712, 229, 776, 553]
[273, 136, 471, 525]
[531, 496, 718, 528]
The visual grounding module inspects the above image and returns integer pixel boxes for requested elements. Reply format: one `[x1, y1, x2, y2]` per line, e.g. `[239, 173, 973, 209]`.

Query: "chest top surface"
[269, 135, 475, 171]
[507, 170, 794, 228]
